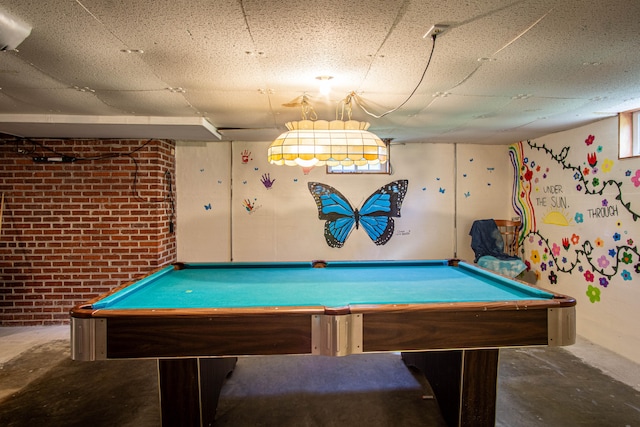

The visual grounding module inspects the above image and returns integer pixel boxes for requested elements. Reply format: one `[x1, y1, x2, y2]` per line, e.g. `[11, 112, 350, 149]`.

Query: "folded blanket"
[469, 219, 520, 263]
[478, 255, 527, 278]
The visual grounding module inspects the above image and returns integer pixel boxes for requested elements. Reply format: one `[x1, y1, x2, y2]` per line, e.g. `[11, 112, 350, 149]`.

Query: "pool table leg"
[401, 349, 499, 427]
[158, 357, 238, 427]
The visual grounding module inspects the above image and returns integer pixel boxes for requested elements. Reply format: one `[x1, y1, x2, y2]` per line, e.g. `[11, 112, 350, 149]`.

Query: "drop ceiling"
[0, 0, 639, 144]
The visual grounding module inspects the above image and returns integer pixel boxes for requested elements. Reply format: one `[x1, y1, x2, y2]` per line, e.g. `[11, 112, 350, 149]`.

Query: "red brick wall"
[0, 138, 177, 325]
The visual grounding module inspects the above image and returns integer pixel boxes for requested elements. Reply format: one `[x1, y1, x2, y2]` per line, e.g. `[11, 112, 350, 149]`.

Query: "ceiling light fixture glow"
[316, 75, 333, 96]
[268, 119, 387, 168]
[268, 95, 387, 171]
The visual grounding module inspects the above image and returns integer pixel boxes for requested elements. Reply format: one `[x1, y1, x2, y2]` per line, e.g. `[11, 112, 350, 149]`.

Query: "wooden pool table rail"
[71, 299, 575, 361]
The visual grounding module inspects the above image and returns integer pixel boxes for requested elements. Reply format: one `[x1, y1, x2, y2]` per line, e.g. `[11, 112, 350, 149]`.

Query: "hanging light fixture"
[268, 94, 388, 169]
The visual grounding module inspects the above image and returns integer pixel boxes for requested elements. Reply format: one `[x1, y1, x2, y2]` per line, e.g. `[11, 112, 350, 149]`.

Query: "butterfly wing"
[324, 216, 356, 248]
[308, 182, 356, 248]
[358, 180, 409, 245]
[358, 215, 394, 245]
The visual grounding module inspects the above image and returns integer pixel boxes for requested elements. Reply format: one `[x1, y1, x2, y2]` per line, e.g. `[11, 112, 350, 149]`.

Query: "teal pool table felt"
[92, 260, 553, 310]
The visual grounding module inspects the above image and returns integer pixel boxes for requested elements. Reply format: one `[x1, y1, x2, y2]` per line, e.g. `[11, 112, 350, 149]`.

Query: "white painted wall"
[230, 141, 456, 261]
[177, 140, 514, 264]
[175, 141, 231, 261]
[455, 144, 515, 263]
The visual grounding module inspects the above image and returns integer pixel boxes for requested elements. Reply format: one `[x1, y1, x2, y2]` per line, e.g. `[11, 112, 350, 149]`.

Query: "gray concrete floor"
[1, 326, 639, 426]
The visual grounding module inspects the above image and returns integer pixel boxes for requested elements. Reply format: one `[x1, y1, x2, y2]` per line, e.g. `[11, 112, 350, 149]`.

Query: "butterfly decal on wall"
[308, 180, 409, 248]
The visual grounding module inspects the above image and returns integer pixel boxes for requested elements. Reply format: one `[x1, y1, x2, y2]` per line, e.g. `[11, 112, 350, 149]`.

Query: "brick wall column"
[0, 138, 177, 325]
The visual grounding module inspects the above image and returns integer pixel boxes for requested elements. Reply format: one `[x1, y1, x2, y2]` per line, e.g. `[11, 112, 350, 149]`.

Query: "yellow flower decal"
[531, 250, 540, 264]
[594, 237, 604, 247]
[601, 158, 614, 173]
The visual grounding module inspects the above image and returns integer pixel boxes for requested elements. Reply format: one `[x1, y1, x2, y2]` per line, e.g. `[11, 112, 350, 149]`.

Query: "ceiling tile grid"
[0, 0, 639, 143]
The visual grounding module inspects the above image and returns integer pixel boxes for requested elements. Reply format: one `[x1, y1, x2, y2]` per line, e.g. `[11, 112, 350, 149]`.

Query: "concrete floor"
[1, 326, 639, 426]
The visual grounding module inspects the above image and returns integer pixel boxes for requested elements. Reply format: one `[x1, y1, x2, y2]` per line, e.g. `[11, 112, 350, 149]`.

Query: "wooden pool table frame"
[70, 260, 576, 427]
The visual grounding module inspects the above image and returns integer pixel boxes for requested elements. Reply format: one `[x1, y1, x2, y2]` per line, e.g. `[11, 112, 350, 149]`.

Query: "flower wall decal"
[510, 136, 640, 303]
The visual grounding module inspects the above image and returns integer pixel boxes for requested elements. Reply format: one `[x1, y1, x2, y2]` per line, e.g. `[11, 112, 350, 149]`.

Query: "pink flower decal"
[631, 170, 640, 187]
[584, 270, 594, 282]
[597, 255, 609, 269]
[552, 243, 561, 256]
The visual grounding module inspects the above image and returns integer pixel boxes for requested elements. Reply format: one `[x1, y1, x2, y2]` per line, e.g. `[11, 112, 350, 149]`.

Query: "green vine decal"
[526, 140, 639, 221]
[525, 230, 639, 280]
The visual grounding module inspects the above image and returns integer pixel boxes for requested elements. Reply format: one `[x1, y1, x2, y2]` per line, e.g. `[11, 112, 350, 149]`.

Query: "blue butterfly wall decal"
[308, 180, 409, 248]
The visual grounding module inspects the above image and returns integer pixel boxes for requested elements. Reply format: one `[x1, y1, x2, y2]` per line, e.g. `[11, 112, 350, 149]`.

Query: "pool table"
[70, 259, 576, 427]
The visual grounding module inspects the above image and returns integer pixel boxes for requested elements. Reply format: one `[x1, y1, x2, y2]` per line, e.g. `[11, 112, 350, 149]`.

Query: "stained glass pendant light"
[267, 95, 387, 169]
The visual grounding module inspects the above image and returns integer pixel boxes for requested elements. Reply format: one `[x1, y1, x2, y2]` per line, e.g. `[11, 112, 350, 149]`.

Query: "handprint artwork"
[261, 173, 275, 189]
[242, 199, 255, 212]
[241, 149, 251, 164]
